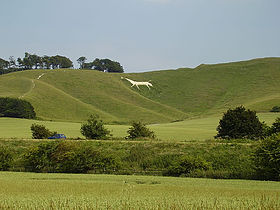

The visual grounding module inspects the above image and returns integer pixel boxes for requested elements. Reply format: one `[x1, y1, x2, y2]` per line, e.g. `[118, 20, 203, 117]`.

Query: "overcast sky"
[0, 0, 279, 72]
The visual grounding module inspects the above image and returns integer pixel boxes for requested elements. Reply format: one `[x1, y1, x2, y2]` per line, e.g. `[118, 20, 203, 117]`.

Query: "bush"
[216, 106, 265, 139]
[23, 141, 58, 172]
[127, 121, 155, 139]
[270, 117, 280, 135]
[80, 115, 111, 139]
[270, 106, 280, 112]
[0, 97, 36, 119]
[164, 155, 210, 177]
[253, 134, 280, 181]
[23, 141, 121, 173]
[0, 146, 13, 171]
[30, 124, 57, 139]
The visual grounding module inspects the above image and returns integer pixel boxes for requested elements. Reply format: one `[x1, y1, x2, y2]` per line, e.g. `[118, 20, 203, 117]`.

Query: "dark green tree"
[92, 58, 124, 73]
[127, 121, 156, 139]
[42, 56, 51, 69]
[83, 62, 94, 69]
[0, 58, 9, 69]
[8, 56, 17, 68]
[50, 55, 73, 69]
[77, 56, 87, 69]
[0, 97, 36, 119]
[216, 106, 265, 139]
[80, 114, 111, 139]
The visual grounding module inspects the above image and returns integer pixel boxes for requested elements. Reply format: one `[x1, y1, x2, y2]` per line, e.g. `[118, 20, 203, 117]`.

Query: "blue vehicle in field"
[48, 134, 66, 139]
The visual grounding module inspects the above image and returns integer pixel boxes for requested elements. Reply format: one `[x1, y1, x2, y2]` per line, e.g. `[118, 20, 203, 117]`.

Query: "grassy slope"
[134, 57, 280, 116]
[0, 70, 186, 123]
[0, 57, 279, 123]
[0, 172, 279, 209]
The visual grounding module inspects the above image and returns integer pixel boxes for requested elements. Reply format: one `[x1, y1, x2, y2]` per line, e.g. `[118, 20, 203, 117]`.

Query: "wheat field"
[0, 172, 279, 209]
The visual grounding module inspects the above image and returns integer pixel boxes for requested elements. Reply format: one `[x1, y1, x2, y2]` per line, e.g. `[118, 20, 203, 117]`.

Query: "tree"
[0, 58, 9, 69]
[80, 114, 111, 139]
[50, 55, 73, 69]
[127, 121, 156, 139]
[8, 56, 17, 68]
[0, 97, 36, 119]
[83, 62, 94, 69]
[42, 56, 51, 69]
[77, 56, 87, 69]
[30, 124, 56, 139]
[92, 58, 124, 73]
[215, 106, 265, 139]
[253, 134, 280, 180]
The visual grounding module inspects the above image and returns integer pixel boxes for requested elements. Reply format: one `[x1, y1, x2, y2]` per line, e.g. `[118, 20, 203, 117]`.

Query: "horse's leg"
[146, 84, 150, 90]
[136, 84, 140, 89]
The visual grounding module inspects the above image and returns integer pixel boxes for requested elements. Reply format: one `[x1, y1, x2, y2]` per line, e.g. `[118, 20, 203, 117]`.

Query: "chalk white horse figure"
[121, 77, 153, 90]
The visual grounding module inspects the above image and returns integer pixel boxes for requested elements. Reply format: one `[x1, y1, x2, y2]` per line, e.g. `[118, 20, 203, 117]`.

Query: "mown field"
[1, 112, 280, 141]
[0, 172, 279, 209]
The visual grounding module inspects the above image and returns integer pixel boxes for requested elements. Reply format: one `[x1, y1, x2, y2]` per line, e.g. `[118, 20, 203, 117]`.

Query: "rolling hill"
[0, 57, 279, 124]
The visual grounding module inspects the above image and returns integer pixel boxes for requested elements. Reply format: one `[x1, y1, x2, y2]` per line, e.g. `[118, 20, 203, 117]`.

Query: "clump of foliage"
[30, 124, 57, 139]
[164, 156, 210, 177]
[215, 106, 265, 139]
[0, 139, 257, 179]
[23, 141, 120, 173]
[270, 117, 280, 135]
[80, 114, 111, 139]
[253, 134, 280, 181]
[83, 58, 124, 73]
[0, 146, 13, 171]
[127, 121, 156, 139]
[0, 97, 36, 119]
[270, 106, 280, 112]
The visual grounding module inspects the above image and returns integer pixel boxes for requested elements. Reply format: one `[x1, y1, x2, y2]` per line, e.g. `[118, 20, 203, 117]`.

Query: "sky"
[0, 0, 279, 72]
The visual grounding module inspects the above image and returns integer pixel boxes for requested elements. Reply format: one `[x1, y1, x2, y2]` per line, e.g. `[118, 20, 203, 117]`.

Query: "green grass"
[0, 58, 279, 124]
[1, 112, 279, 141]
[0, 171, 279, 209]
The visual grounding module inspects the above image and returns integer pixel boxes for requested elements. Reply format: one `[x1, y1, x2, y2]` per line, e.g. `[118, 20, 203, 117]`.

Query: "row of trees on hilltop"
[0, 53, 124, 75]
[0, 53, 73, 73]
[17, 53, 73, 70]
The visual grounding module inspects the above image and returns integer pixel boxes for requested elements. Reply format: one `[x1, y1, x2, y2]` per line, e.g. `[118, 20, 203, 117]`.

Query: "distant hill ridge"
[0, 57, 279, 124]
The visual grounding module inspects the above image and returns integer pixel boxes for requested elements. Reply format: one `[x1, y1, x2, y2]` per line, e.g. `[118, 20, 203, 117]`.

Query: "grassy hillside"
[0, 57, 279, 123]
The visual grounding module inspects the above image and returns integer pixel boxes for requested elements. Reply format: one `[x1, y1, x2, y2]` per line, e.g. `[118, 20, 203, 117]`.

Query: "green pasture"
[1, 112, 279, 141]
[0, 172, 279, 209]
[0, 58, 279, 124]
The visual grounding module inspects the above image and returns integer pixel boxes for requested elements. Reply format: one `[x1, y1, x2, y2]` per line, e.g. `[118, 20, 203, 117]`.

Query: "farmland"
[0, 172, 279, 209]
[1, 58, 280, 209]
[1, 112, 280, 141]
